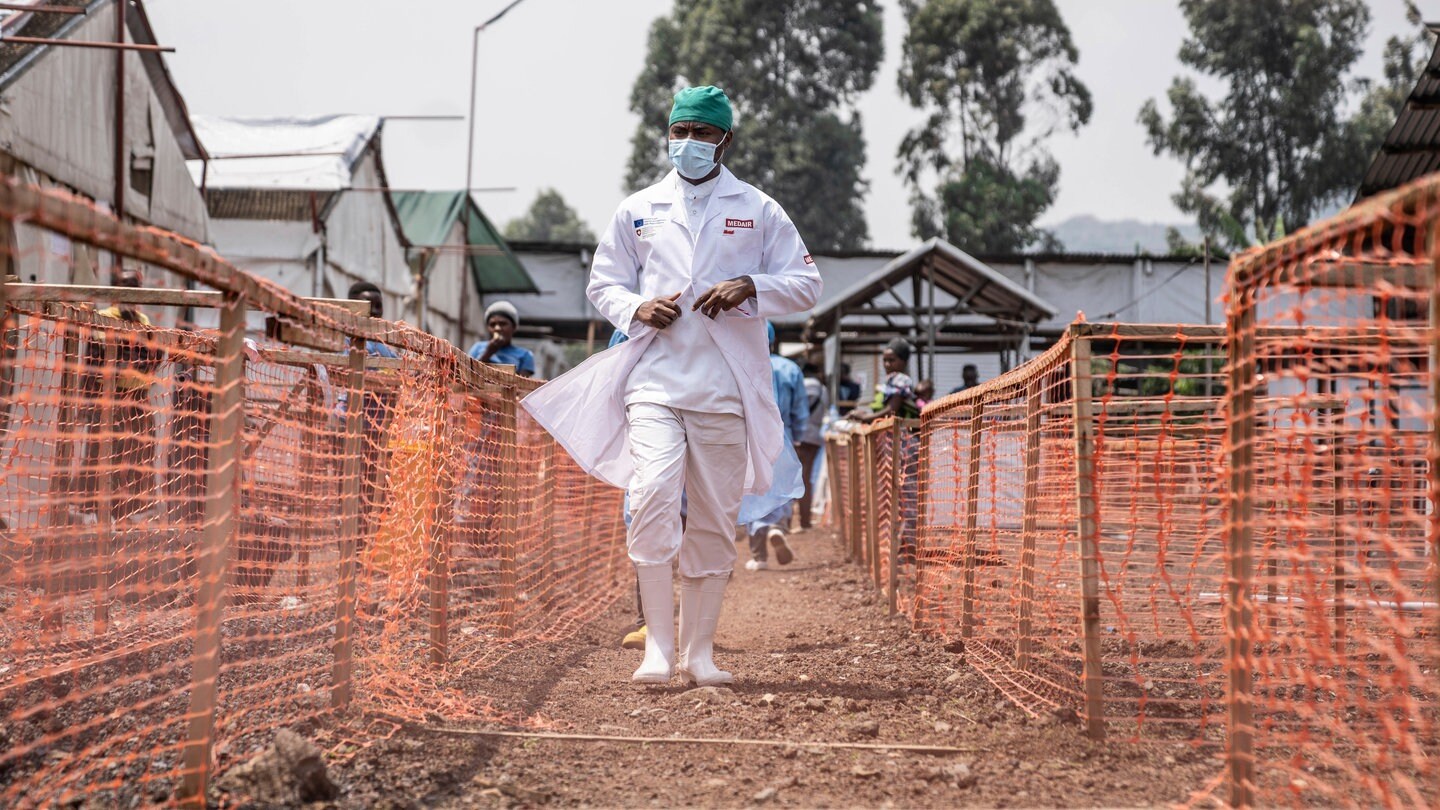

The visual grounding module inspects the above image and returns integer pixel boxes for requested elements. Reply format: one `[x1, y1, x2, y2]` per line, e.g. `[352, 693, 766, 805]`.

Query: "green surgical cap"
[668, 86, 733, 132]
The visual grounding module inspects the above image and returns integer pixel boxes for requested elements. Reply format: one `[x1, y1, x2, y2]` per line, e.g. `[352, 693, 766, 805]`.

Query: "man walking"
[523, 86, 820, 686]
[744, 323, 806, 571]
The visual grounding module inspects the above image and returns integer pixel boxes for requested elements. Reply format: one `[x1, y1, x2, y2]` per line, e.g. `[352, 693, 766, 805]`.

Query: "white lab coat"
[521, 168, 821, 522]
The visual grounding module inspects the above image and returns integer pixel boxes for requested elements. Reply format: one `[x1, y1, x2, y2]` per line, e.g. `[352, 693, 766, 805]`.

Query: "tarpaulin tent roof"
[188, 114, 381, 191]
[391, 190, 537, 294]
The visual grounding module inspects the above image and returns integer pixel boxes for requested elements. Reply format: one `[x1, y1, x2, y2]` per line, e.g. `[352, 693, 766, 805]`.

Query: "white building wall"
[0, 1, 208, 243]
[322, 151, 409, 320]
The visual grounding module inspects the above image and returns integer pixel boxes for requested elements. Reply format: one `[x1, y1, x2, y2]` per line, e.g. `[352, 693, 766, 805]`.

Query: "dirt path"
[325, 529, 1217, 808]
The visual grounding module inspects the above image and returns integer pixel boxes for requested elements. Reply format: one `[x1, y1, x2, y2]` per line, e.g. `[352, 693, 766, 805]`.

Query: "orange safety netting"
[1222, 177, 1439, 807]
[826, 174, 1440, 807]
[0, 179, 629, 807]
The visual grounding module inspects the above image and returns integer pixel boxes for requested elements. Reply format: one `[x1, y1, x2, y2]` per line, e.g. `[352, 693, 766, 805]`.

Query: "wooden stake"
[961, 402, 983, 639]
[429, 385, 457, 667]
[887, 421, 902, 617]
[913, 418, 933, 632]
[297, 372, 319, 590]
[539, 440, 559, 606]
[848, 439, 862, 563]
[865, 431, 881, 588]
[497, 388, 520, 638]
[1429, 232, 1440, 718]
[93, 340, 117, 634]
[178, 294, 246, 807]
[1017, 379, 1042, 671]
[826, 437, 847, 546]
[1071, 337, 1105, 740]
[42, 322, 80, 631]
[1224, 303, 1258, 807]
[1331, 439, 1345, 656]
[331, 336, 366, 710]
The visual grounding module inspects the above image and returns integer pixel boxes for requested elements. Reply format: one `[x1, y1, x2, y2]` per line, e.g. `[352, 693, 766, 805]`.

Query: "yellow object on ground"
[621, 625, 647, 650]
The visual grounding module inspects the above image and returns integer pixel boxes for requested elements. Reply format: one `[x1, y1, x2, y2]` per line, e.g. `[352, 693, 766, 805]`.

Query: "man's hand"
[634, 291, 684, 329]
[693, 276, 756, 318]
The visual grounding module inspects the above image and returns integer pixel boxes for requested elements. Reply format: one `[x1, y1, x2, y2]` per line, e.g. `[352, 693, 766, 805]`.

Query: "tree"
[503, 189, 596, 243]
[896, 0, 1092, 253]
[624, 1, 883, 251]
[1139, 0, 1379, 250]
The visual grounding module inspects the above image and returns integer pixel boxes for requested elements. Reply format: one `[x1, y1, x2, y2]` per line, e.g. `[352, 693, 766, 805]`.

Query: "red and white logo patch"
[803, 254, 815, 265]
[725, 218, 755, 229]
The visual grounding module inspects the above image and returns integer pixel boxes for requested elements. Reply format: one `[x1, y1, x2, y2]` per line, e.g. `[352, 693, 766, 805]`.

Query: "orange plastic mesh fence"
[825, 173, 1440, 808]
[0, 179, 628, 806]
[1221, 177, 1439, 806]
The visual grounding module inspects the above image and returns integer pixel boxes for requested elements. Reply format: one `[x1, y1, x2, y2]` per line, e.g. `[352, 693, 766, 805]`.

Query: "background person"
[795, 362, 828, 531]
[468, 300, 535, 378]
[336, 281, 399, 542]
[948, 363, 980, 395]
[80, 269, 165, 522]
[744, 322, 806, 571]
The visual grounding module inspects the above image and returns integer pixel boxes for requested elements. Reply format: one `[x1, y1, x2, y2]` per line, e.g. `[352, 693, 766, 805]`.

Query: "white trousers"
[626, 403, 746, 578]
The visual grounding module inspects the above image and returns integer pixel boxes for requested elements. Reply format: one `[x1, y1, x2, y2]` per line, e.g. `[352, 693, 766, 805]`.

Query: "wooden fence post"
[913, 416, 932, 631]
[961, 402, 983, 639]
[1071, 335, 1106, 740]
[93, 340, 117, 634]
[42, 321, 80, 631]
[1331, 439, 1345, 656]
[1431, 253, 1440, 676]
[887, 420, 903, 617]
[865, 431, 881, 587]
[827, 437, 847, 547]
[497, 387, 519, 638]
[331, 336, 366, 710]
[1224, 302, 1258, 807]
[848, 438, 863, 564]
[539, 440, 559, 605]
[1017, 379, 1042, 671]
[296, 371, 320, 590]
[429, 384, 456, 667]
[178, 294, 246, 808]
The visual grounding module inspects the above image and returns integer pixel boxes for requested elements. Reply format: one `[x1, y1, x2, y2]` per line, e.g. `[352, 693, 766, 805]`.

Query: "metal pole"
[926, 259, 936, 382]
[464, 25, 482, 198]
[112, 0, 125, 229]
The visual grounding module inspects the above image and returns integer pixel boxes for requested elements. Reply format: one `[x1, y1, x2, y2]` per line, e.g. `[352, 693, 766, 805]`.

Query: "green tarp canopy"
[391, 190, 538, 294]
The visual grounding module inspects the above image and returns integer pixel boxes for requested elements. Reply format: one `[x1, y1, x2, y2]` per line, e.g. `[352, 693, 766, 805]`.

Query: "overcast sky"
[147, 0, 1421, 251]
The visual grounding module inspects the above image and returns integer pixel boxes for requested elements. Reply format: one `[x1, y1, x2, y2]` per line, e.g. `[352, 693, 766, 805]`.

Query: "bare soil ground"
[321, 528, 1219, 808]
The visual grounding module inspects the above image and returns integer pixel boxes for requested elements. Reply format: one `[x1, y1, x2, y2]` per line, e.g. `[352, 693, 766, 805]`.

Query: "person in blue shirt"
[339, 281, 400, 540]
[744, 322, 807, 571]
[468, 301, 535, 377]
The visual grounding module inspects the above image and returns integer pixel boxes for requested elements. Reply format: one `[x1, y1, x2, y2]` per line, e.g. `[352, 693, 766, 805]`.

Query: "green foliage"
[1138, 0, 1431, 251]
[624, 1, 884, 251]
[897, 0, 1091, 253]
[503, 189, 596, 244]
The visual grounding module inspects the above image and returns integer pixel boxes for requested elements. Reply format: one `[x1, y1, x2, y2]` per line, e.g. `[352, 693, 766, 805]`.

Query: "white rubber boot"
[632, 564, 675, 684]
[677, 575, 733, 686]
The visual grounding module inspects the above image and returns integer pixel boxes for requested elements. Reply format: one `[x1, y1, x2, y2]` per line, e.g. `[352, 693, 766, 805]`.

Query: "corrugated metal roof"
[392, 190, 538, 294]
[806, 237, 1059, 333]
[1357, 26, 1440, 198]
[204, 188, 334, 221]
[0, 0, 205, 160]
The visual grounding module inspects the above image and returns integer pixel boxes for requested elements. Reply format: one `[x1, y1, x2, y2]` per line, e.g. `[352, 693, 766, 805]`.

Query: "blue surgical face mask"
[668, 136, 724, 180]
